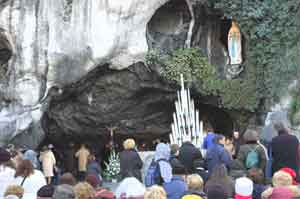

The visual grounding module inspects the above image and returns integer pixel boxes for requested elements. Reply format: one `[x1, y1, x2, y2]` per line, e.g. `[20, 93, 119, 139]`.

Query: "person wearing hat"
[234, 177, 253, 199]
[261, 171, 300, 199]
[0, 147, 15, 199]
[39, 145, 56, 184]
[280, 167, 298, 185]
[37, 185, 55, 199]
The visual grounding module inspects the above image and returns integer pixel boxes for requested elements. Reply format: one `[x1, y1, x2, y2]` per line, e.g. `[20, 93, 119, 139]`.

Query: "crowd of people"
[0, 121, 300, 199]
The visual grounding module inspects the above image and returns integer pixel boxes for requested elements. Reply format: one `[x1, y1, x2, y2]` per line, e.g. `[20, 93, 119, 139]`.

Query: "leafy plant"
[288, 86, 300, 126]
[147, 48, 259, 110]
[103, 149, 120, 181]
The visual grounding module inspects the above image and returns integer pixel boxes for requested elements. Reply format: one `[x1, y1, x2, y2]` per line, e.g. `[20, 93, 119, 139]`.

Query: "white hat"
[235, 177, 253, 196]
[48, 144, 54, 149]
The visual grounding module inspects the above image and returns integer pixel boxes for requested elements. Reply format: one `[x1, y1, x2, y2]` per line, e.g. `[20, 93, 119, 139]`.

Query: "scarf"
[235, 194, 252, 199]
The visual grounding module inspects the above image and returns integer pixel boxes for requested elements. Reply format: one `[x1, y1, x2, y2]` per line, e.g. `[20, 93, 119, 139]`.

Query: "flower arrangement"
[103, 149, 120, 181]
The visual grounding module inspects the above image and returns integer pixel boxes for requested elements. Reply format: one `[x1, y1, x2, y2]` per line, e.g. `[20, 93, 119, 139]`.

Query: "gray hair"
[52, 185, 75, 199]
[243, 130, 259, 142]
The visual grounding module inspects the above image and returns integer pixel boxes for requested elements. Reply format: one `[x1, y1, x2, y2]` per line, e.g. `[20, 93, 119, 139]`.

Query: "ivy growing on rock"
[147, 48, 259, 111]
[147, 1, 300, 113]
[212, 0, 300, 106]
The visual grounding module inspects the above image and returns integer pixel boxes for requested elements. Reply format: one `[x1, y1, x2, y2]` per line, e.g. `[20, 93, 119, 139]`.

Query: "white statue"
[228, 21, 242, 65]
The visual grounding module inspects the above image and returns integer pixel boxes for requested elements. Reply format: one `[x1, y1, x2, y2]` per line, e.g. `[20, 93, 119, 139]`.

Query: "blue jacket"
[202, 132, 216, 150]
[163, 176, 187, 199]
[205, 144, 232, 175]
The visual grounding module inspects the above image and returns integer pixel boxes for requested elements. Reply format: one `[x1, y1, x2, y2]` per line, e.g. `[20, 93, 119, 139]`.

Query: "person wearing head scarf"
[155, 143, 172, 184]
[115, 177, 145, 199]
[23, 150, 40, 170]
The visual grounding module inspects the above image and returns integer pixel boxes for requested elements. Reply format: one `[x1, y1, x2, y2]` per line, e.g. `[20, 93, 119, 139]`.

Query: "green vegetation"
[213, 0, 300, 105]
[146, 48, 258, 110]
[147, 1, 300, 113]
[288, 86, 300, 126]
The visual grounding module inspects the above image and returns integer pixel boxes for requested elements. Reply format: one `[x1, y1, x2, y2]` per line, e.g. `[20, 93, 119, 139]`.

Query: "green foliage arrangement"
[103, 149, 120, 181]
[211, 0, 300, 105]
[147, 1, 300, 114]
[288, 86, 300, 126]
[147, 48, 259, 110]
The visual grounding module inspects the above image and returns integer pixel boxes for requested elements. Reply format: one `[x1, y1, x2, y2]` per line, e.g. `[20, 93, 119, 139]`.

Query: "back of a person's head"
[187, 174, 204, 191]
[123, 139, 136, 150]
[170, 144, 179, 156]
[209, 164, 228, 181]
[4, 185, 24, 199]
[273, 122, 288, 134]
[115, 177, 145, 199]
[247, 168, 265, 184]
[172, 164, 187, 176]
[15, 159, 34, 177]
[37, 185, 55, 199]
[85, 174, 101, 189]
[243, 130, 259, 142]
[52, 184, 75, 199]
[206, 184, 227, 199]
[272, 171, 293, 187]
[74, 182, 95, 199]
[155, 143, 170, 160]
[213, 135, 225, 144]
[0, 147, 11, 165]
[59, 173, 77, 186]
[235, 177, 253, 197]
[144, 185, 166, 199]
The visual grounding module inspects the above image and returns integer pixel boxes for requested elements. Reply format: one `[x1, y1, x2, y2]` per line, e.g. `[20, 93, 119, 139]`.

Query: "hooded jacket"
[155, 143, 173, 183]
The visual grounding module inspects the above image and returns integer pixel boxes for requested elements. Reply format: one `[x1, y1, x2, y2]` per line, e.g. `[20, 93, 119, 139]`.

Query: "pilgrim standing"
[75, 144, 90, 181]
[39, 145, 56, 184]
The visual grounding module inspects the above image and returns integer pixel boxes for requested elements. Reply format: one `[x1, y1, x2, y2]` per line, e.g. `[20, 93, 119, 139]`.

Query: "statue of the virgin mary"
[228, 21, 242, 65]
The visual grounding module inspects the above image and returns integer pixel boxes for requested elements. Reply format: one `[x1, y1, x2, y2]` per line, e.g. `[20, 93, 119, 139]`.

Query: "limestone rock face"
[0, 0, 235, 147]
[0, 0, 170, 146]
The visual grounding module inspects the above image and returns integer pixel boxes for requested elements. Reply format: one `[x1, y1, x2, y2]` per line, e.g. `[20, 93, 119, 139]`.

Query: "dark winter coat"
[237, 141, 267, 170]
[252, 184, 267, 199]
[271, 133, 300, 175]
[163, 176, 188, 199]
[205, 144, 232, 175]
[120, 149, 143, 181]
[170, 155, 185, 171]
[179, 142, 203, 174]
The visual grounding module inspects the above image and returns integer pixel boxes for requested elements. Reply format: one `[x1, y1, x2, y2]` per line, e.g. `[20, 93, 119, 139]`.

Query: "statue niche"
[225, 21, 244, 79]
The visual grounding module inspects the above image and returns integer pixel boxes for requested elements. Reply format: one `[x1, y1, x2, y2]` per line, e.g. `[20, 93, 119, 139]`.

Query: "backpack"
[145, 159, 166, 187]
[245, 145, 260, 169]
